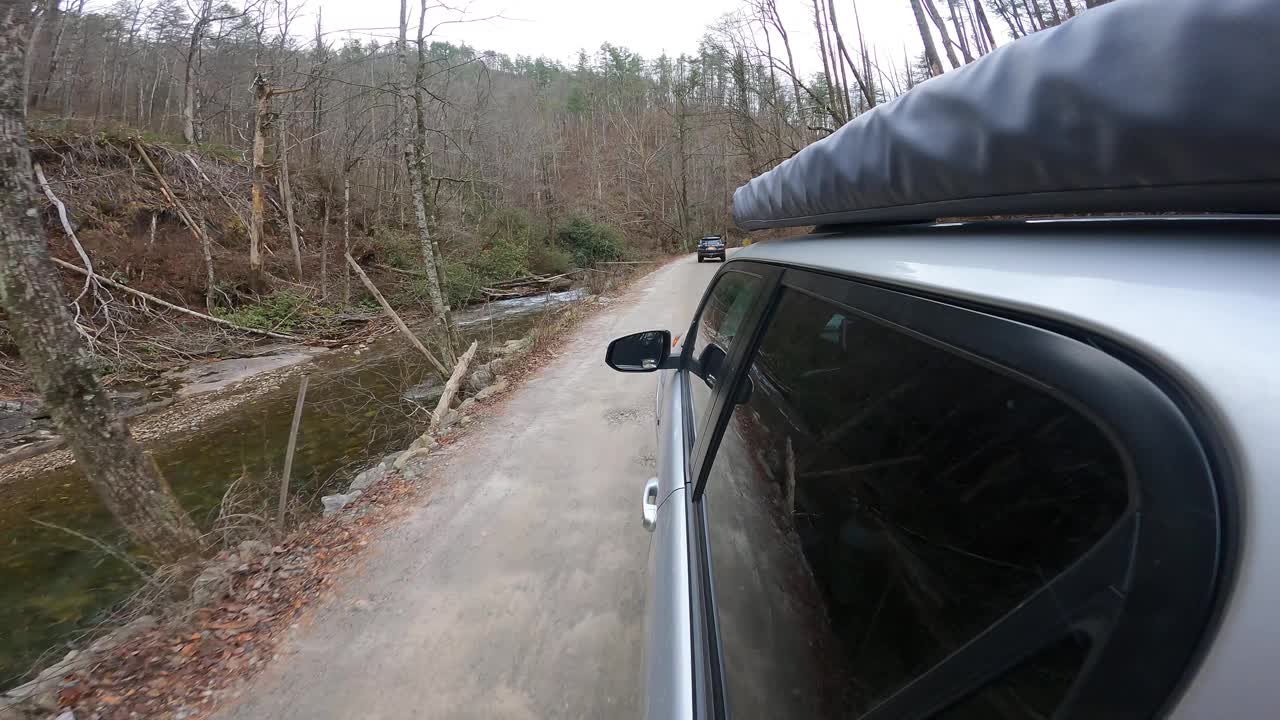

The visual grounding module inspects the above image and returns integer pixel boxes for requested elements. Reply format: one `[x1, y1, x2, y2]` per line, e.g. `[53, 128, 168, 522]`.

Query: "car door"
[686, 266, 1224, 719]
[644, 262, 779, 720]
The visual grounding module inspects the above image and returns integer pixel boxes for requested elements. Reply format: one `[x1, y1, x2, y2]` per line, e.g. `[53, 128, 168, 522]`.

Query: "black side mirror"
[606, 330, 672, 372]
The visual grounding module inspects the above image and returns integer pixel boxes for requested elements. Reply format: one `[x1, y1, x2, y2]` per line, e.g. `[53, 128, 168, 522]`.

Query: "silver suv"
[605, 0, 1279, 717]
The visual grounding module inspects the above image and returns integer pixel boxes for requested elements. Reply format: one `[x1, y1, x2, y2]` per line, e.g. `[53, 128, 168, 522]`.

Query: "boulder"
[3, 649, 83, 715]
[432, 409, 461, 433]
[475, 378, 509, 401]
[496, 337, 532, 357]
[191, 560, 235, 606]
[401, 381, 444, 404]
[407, 434, 436, 452]
[393, 447, 435, 473]
[88, 615, 156, 654]
[464, 365, 496, 394]
[347, 464, 386, 493]
[321, 491, 362, 516]
[380, 451, 403, 469]
[236, 540, 271, 562]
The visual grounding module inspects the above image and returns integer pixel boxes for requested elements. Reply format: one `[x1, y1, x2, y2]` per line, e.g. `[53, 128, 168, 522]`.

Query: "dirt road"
[218, 255, 718, 719]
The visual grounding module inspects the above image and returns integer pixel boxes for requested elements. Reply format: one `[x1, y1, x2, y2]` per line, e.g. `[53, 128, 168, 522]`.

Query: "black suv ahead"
[696, 236, 725, 262]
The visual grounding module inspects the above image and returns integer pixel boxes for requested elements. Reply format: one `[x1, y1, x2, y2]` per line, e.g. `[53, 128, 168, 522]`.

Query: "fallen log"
[50, 258, 299, 341]
[345, 253, 449, 377]
[428, 340, 478, 436]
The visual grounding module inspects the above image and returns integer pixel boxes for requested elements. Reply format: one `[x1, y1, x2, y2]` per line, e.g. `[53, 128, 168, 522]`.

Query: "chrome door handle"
[642, 477, 660, 531]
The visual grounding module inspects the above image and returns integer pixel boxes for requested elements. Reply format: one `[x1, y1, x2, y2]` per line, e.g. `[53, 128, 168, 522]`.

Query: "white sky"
[305, 0, 929, 76]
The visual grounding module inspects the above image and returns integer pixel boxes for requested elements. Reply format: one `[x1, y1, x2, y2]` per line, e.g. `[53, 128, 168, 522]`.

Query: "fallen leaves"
[48, 472, 423, 720]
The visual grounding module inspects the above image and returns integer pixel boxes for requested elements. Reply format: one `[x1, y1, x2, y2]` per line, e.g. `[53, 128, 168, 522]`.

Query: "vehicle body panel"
[643, 369, 694, 720]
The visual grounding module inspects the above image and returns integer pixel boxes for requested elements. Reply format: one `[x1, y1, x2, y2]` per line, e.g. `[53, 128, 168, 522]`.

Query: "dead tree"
[909, 0, 946, 77]
[0, 6, 201, 566]
[249, 72, 302, 290]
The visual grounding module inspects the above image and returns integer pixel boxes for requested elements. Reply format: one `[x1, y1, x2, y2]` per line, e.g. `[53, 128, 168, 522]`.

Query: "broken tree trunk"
[249, 73, 270, 292]
[277, 112, 303, 280]
[344, 253, 449, 377]
[428, 340, 478, 436]
[277, 374, 309, 531]
[51, 258, 299, 340]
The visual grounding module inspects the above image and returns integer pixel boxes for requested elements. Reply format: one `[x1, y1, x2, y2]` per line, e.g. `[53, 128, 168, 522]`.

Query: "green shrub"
[214, 291, 310, 331]
[529, 244, 573, 275]
[442, 261, 484, 307]
[374, 227, 419, 269]
[475, 236, 529, 282]
[557, 215, 623, 267]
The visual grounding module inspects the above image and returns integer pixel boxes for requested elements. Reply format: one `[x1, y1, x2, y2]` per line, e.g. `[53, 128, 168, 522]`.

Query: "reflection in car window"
[937, 633, 1092, 719]
[699, 288, 1128, 719]
[688, 272, 761, 435]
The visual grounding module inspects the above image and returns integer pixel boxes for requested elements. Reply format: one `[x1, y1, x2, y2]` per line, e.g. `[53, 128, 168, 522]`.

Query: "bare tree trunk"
[974, 0, 999, 47]
[249, 72, 270, 291]
[33, 0, 67, 111]
[319, 194, 329, 301]
[346, 253, 449, 377]
[428, 340, 478, 436]
[828, 0, 876, 109]
[310, 11, 325, 164]
[342, 169, 351, 305]
[277, 112, 302, 280]
[404, 0, 456, 363]
[0, 6, 201, 567]
[909, 0, 946, 77]
[809, 0, 842, 125]
[948, 0, 976, 63]
[182, 12, 206, 144]
[21, 1, 47, 117]
[924, 0, 963, 69]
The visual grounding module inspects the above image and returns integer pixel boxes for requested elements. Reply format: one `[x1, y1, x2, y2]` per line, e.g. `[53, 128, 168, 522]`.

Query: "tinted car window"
[937, 634, 1092, 720]
[688, 271, 761, 434]
[699, 288, 1127, 719]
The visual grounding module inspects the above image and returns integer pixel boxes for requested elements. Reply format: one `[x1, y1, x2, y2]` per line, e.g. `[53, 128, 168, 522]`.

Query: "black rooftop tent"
[732, 0, 1280, 231]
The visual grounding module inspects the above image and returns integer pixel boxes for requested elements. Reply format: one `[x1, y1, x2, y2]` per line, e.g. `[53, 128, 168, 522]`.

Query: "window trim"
[688, 262, 1224, 720]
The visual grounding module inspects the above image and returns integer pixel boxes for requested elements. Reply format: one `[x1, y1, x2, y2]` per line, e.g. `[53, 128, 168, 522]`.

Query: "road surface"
[218, 255, 719, 720]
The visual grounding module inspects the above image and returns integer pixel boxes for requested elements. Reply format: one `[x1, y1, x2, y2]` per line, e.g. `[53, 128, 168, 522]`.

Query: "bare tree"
[909, 0, 946, 77]
[1, 4, 201, 566]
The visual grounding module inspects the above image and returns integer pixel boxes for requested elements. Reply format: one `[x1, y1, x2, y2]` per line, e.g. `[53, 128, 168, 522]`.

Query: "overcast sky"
[305, 0, 929, 75]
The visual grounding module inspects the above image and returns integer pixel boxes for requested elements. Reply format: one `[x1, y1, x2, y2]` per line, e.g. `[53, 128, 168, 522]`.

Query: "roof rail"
[732, 0, 1280, 231]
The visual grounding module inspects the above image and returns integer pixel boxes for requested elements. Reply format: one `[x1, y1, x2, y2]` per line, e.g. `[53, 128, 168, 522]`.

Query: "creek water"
[0, 289, 586, 684]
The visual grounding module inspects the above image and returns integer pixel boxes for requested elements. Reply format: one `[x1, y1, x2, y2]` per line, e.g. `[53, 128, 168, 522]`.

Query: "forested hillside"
[15, 0, 1112, 328]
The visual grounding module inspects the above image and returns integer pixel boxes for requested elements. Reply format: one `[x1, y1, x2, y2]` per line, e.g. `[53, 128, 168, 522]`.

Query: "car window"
[687, 271, 762, 436]
[698, 287, 1128, 719]
[935, 634, 1092, 719]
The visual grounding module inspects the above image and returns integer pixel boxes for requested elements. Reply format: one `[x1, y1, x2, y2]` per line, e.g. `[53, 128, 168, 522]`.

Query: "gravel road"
[217, 254, 718, 719]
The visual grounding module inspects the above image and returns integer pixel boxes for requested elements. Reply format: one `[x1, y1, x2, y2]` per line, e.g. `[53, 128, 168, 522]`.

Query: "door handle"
[642, 477, 660, 532]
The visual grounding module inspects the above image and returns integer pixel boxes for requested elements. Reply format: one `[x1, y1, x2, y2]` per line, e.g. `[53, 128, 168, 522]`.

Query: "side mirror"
[606, 330, 672, 372]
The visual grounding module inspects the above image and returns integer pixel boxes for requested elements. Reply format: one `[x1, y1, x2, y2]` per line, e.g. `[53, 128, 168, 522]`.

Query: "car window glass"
[936, 634, 1092, 719]
[699, 288, 1127, 719]
[688, 272, 761, 435]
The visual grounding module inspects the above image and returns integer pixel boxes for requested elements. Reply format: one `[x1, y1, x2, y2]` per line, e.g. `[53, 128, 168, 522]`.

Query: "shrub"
[529, 244, 573, 275]
[374, 227, 419, 269]
[214, 291, 310, 331]
[556, 215, 623, 268]
[474, 236, 529, 283]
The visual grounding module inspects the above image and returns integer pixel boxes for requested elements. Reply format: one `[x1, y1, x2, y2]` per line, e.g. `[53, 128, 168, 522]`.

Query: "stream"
[0, 289, 586, 684]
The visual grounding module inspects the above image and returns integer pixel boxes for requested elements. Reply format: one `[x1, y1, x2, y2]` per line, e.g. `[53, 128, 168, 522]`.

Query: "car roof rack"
[732, 0, 1280, 231]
